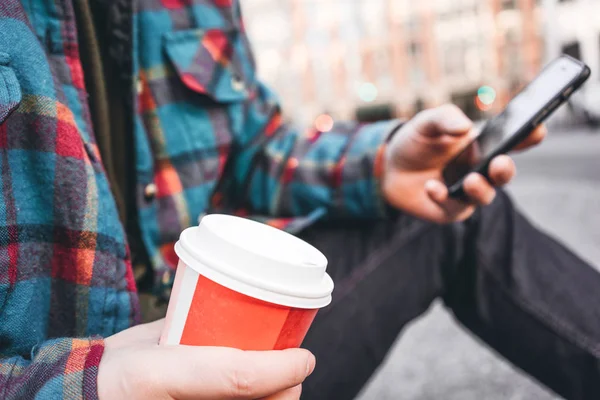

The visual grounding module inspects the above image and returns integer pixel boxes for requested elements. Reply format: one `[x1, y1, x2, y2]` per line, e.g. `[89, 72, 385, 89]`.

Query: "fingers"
[219, 348, 313, 399]
[260, 385, 302, 400]
[168, 347, 315, 400]
[487, 155, 516, 186]
[513, 124, 547, 151]
[424, 180, 476, 223]
[412, 107, 547, 149]
[413, 104, 473, 138]
[424, 174, 496, 223]
[105, 319, 165, 349]
[424, 179, 448, 205]
[424, 152, 518, 223]
[425, 175, 496, 208]
[462, 173, 496, 205]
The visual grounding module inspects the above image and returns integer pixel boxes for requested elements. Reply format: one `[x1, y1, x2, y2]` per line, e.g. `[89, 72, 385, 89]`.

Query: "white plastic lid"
[174, 214, 334, 309]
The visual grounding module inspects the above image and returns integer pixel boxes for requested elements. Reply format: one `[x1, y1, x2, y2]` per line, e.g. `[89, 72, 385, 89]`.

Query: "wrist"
[376, 143, 402, 217]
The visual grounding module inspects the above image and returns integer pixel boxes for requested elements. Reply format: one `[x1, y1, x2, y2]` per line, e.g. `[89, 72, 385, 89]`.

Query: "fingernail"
[306, 353, 316, 376]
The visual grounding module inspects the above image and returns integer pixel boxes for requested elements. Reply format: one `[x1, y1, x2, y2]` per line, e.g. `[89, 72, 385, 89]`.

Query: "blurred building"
[541, 0, 600, 122]
[242, 0, 543, 126]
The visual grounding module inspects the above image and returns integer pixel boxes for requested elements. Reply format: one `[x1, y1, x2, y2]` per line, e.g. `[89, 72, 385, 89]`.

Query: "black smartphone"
[443, 55, 590, 198]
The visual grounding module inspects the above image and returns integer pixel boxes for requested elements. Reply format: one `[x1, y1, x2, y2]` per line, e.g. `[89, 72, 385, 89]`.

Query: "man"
[0, 0, 599, 399]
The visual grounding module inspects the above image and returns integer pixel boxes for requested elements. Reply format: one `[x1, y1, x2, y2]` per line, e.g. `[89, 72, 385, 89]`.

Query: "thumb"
[105, 319, 165, 349]
[165, 347, 315, 400]
[413, 104, 472, 138]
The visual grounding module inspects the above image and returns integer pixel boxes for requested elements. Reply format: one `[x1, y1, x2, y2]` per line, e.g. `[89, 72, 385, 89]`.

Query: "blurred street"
[357, 126, 600, 400]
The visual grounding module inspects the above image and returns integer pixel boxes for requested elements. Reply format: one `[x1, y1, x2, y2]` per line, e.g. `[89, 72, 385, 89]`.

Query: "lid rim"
[176, 232, 334, 303]
[202, 214, 328, 268]
[176, 242, 332, 309]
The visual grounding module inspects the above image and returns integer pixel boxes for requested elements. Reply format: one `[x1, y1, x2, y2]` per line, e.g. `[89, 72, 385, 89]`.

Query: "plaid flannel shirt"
[0, 0, 400, 398]
[134, 0, 400, 293]
[0, 1, 138, 398]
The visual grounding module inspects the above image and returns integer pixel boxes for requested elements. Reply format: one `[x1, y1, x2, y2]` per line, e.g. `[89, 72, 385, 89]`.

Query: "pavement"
[357, 127, 600, 400]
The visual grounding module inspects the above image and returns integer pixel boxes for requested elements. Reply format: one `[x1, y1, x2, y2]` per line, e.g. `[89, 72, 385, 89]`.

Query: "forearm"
[224, 84, 401, 218]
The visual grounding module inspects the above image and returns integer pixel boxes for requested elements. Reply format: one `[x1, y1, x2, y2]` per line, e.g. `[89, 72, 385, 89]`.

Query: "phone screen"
[443, 57, 584, 188]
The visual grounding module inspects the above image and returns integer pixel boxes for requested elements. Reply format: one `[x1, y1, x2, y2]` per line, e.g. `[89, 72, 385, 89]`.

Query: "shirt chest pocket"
[164, 28, 254, 104]
[140, 28, 254, 200]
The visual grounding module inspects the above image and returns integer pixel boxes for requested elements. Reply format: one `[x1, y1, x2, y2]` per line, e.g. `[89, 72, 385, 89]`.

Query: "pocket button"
[144, 183, 157, 201]
[135, 77, 144, 95]
[231, 75, 245, 92]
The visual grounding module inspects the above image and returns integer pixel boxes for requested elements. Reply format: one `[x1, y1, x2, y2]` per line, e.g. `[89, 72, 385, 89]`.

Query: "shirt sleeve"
[0, 337, 104, 400]
[222, 83, 401, 219]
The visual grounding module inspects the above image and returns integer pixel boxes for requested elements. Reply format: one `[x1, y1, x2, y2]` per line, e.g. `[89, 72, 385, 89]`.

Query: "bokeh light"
[475, 85, 496, 111]
[357, 82, 378, 102]
[314, 114, 334, 132]
[475, 96, 492, 111]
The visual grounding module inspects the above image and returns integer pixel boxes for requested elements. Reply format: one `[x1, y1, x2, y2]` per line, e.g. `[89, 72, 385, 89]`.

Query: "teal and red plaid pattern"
[0, 338, 104, 399]
[0, 1, 138, 398]
[0, 0, 397, 396]
[133, 0, 400, 292]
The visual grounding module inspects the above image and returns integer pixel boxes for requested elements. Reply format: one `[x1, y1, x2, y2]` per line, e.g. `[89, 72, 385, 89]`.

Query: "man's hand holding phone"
[382, 104, 547, 224]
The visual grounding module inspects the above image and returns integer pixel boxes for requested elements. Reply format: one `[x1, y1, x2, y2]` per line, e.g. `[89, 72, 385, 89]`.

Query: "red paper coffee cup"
[160, 214, 334, 350]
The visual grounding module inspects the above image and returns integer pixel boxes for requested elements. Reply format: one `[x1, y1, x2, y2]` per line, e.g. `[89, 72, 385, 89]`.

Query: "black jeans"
[299, 191, 600, 400]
